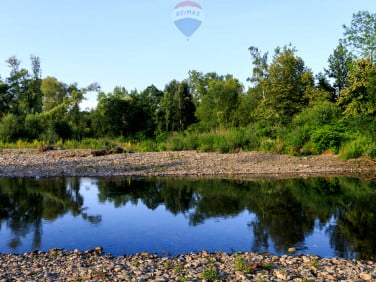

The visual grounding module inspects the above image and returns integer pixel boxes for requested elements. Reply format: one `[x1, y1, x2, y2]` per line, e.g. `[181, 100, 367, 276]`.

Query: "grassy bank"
[1, 127, 375, 161]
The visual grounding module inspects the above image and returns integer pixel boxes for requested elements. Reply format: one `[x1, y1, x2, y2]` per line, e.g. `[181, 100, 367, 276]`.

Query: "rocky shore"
[0, 149, 375, 281]
[0, 249, 375, 281]
[0, 149, 375, 179]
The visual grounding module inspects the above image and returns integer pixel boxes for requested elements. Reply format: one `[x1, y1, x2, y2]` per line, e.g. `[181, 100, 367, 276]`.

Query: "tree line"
[0, 11, 375, 159]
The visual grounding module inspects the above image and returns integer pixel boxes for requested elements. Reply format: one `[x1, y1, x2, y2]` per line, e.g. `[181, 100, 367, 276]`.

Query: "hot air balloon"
[172, 1, 203, 39]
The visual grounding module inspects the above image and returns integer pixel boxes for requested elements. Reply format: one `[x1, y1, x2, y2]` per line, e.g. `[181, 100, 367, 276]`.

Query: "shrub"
[285, 125, 312, 152]
[0, 114, 21, 142]
[251, 120, 278, 138]
[310, 126, 342, 154]
[293, 101, 341, 127]
[367, 146, 376, 160]
[246, 131, 260, 151]
[259, 138, 277, 152]
[39, 127, 59, 145]
[197, 133, 216, 152]
[53, 120, 72, 141]
[136, 140, 157, 152]
[301, 141, 319, 155]
[24, 114, 44, 140]
[165, 134, 187, 151]
[213, 135, 229, 153]
[339, 135, 374, 159]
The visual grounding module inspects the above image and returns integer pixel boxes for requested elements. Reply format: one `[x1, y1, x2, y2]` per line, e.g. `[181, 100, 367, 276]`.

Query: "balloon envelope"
[172, 1, 203, 38]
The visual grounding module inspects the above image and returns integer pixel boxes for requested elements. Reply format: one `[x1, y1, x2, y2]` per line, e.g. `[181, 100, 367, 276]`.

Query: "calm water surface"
[0, 177, 375, 259]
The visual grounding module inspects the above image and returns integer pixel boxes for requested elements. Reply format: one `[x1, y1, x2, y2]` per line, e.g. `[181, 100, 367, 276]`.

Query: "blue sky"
[1, 0, 375, 108]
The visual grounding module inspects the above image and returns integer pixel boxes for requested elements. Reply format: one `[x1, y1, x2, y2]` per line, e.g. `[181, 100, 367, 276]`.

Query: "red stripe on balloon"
[174, 1, 202, 9]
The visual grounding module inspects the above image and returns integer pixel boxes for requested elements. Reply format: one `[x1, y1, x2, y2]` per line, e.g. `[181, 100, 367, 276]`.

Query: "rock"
[359, 272, 372, 280]
[274, 269, 288, 280]
[95, 246, 103, 253]
[114, 265, 123, 272]
[288, 247, 296, 254]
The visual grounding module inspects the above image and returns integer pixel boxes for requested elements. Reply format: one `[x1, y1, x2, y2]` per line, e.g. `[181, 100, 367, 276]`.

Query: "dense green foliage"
[0, 11, 375, 159]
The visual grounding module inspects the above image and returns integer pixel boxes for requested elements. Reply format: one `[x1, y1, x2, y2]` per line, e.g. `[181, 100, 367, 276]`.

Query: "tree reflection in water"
[97, 177, 376, 260]
[0, 178, 101, 250]
[0, 176, 375, 259]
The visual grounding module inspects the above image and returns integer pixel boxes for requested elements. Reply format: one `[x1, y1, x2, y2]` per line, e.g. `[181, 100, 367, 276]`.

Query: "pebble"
[0, 250, 374, 281]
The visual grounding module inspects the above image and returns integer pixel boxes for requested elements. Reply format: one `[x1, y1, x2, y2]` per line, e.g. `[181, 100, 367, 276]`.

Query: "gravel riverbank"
[0, 149, 375, 179]
[0, 249, 375, 281]
[0, 149, 375, 281]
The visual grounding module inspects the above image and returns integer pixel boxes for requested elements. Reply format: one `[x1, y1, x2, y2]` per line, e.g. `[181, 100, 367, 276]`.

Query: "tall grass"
[163, 128, 260, 153]
[339, 135, 376, 160]
[0, 127, 374, 161]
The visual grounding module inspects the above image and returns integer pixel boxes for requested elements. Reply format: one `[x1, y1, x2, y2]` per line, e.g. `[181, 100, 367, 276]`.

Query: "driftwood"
[91, 147, 124, 157]
[38, 145, 56, 152]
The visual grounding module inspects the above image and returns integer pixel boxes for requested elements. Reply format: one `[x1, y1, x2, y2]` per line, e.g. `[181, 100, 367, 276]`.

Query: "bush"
[166, 135, 185, 151]
[251, 120, 278, 138]
[197, 133, 216, 152]
[0, 114, 21, 142]
[24, 114, 44, 140]
[164, 133, 198, 151]
[310, 126, 342, 154]
[339, 136, 374, 159]
[135, 140, 157, 152]
[366, 146, 376, 160]
[301, 141, 319, 155]
[40, 127, 59, 144]
[259, 138, 278, 152]
[53, 120, 72, 141]
[197, 129, 246, 153]
[162, 128, 259, 153]
[246, 131, 260, 151]
[293, 102, 341, 127]
[285, 125, 312, 152]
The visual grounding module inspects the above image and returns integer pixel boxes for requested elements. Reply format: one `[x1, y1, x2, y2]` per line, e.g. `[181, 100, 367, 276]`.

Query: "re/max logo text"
[175, 9, 201, 17]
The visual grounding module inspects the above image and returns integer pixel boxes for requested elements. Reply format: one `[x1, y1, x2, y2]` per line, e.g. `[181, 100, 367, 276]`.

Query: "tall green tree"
[93, 87, 130, 137]
[260, 46, 314, 123]
[314, 73, 335, 102]
[41, 77, 66, 111]
[0, 78, 10, 117]
[134, 85, 164, 137]
[338, 58, 376, 118]
[26, 55, 43, 114]
[326, 43, 353, 97]
[196, 75, 242, 129]
[342, 11, 376, 61]
[5, 56, 28, 115]
[188, 71, 225, 104]
[247, 46, 269, 100]
[5, 56, 43, 115]
[161, 80, 195, 132]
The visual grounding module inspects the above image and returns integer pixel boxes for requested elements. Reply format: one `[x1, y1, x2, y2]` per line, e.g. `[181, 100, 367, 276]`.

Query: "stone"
[274, 269, 288, 280]
[359, 272, 372, 280]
